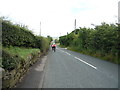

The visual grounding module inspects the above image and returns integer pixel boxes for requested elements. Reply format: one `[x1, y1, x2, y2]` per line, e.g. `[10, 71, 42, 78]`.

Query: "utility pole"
[39, 22, 41, 36]
[74, 19, 77, 34]
[118, 1, 120, 24]
[117, 2, 120, 67]
[74, 19, 76, 30]
[60, 33, 61, 37]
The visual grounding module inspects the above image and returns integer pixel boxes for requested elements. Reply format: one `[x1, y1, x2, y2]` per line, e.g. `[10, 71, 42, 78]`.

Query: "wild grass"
[3, 46, 40, 60]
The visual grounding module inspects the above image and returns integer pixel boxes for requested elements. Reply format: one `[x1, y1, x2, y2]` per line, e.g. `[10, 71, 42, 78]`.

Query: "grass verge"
[2, 46, 41, 71]
[3, 46, 40, 60]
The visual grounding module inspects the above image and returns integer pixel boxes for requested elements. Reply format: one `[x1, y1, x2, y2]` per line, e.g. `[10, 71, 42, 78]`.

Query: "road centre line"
[59, 49, 97, 70]
[65, 52, 71, 55]
[59, 49, 71, 55]
[74, 56, 97, 70]
[61, 50, 65, 53]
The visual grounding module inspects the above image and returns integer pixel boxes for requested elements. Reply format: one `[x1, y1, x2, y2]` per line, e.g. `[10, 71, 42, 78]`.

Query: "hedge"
[2, 21, 37, 48]
[1, 17, 52, 71]
[2, 19, 52, 51]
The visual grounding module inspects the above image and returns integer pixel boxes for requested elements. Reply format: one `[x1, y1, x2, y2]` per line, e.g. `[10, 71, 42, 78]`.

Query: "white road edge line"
[65, 52, 71, 55]
[74, 57, 97, 70]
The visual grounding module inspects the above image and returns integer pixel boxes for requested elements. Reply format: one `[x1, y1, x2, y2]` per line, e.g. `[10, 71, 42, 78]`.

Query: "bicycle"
[52, 46, 56, 52]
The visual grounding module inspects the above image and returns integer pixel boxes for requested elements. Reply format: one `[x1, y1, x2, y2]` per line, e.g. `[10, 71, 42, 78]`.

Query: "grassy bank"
[3, 46, 40, 60]
[2, 46, 42, 88]
[1, 16, 52, 88]
[2, 46, 40, 71]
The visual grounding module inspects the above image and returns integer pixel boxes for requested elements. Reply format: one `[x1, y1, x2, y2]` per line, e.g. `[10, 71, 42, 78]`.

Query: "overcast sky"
[0, 0, 119, 37]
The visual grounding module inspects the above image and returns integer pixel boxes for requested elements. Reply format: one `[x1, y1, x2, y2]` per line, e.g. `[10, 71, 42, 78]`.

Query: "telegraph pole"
[118, 1, 120, 66]
[39, 22, 41, 36]
[74, 19, 77, 34]
[118, 1, 120, 24]
[60, 33, 61, 37]
[74, 19, 76, 30]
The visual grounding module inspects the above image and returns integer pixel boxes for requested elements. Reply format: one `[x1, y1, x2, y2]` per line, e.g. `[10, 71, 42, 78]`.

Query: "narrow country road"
[42, 46, 118, 88]
[17, 46, 118, 88]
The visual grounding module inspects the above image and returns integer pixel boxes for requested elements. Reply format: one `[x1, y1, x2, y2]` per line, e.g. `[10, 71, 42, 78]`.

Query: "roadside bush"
[40, 37, 49, 52]
[59, 23, 119, 64]
[2, 46, 41, 71]
[2, 18, 51, 51]
[1, 17, 51, 71]
[2, 21, 36, 48]
[2, 49, 21, 71]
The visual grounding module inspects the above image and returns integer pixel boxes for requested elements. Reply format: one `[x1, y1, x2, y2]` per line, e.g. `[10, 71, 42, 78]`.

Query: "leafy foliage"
[59, 23, 119, 63]
[54, 39, 59, 43]
[47, 35, 53, 43]
[2, 21, 36, 47]
[1, 17, 51, 70]
[2, 18, 51, 51]
[2, 46, 41, 71]
[2, 49, 21, 71]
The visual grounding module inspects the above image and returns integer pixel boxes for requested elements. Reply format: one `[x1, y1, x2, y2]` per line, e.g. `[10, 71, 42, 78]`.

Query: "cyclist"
[51, 43, 56, 52]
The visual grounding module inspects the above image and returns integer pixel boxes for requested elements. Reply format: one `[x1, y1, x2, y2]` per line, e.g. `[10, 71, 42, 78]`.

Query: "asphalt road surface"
[42, 46, 118, 88]
[17, 46, 118, 88]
